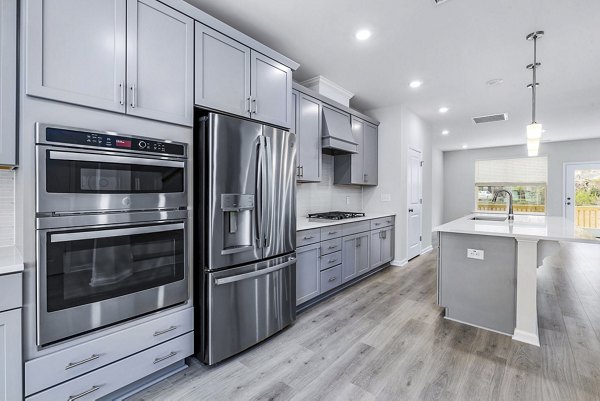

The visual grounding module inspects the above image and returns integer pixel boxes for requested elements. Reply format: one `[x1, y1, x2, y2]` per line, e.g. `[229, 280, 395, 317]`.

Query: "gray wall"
[443, 138, 600, 222]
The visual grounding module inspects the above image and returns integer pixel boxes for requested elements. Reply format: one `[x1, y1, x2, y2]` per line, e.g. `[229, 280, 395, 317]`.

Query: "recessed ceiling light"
[462, 144, 468, 149]
[442, 130, 449, 135]
[486, 78, 504, 86]
[409, 80, 423, 89]
[355, 29, 372, 41]
[439, 107, 449, 113]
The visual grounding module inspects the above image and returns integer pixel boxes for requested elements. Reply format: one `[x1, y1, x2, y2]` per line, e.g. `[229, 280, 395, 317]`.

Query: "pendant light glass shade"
[527, 123, 543, 139]
[527, 136, 540, 156]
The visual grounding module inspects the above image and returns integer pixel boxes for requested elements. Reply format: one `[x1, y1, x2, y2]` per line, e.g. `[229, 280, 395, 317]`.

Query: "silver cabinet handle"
[68, 385, 101, 401]
[374, 222, 381, 226]
[300, 166, 304, 177]
[246, 97, 251, 113]
[328, 258, 338, 263]
[328, 277, 337, 282]
[328, 231, 337, 235]
[153, 326, 177, 337]
[328, 245, 337, 249]
[153, 351, 178, 364]
[130, 83, 136, 108]
[119, 82, 125, 105]
[297, 166, 301, 177]
[303, 235, 314, 240]
[65, 354, 101, 370]
[364, 173, 367, 182]
[251, 98, 257, 114]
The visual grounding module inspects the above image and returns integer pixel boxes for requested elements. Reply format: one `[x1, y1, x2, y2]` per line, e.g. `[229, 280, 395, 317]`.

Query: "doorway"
[564, 162, 600, 231]
[407, 147, 423, 260]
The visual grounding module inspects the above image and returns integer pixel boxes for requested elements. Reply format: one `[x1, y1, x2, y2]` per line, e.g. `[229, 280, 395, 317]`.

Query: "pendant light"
[526, 31, 544, 156]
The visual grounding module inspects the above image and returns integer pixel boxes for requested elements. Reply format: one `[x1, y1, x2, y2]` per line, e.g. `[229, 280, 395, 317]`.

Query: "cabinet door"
[195, 23, 251, 118]
[297, 94, 322, 182]
[296, 243, 320, 305]
[341, 235, 357, 283]
[26, 0, 127, 113]
[356, 232, 370, 275]
[0, 0, 17, 166]
[250, 51, 292, 129]
[381, 228, 393, 263]
[126, 0, 193, 126]
[370, 230, 383, 269]
[0, 309, 21, 400]
[350, 117, 365, 184]
[363, 123, 378, 185]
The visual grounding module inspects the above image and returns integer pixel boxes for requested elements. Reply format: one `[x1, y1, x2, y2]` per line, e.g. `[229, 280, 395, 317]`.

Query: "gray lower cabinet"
[296, 242, 320, 305]
[370, 227, 394, 269]
[0, 309, 21, 400]
[0, 0, 17, 166]
[26, 0, 194, 126]
[342, 232, 370, 283]
[333, 117, 378, 186]
[295, 91, 322, 182]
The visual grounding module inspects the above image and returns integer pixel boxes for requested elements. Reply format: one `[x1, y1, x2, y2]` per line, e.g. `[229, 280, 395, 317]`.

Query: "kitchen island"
[435, 214, 600, 347]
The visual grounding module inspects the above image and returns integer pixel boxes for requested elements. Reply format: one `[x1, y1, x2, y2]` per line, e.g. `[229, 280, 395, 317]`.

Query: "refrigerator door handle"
[255, 137, 265, 248]
[213, 256, 296, 285]
[263, 135, 273, 248]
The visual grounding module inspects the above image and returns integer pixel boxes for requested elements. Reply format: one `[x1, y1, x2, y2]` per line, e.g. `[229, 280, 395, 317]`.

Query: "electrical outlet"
[381, 193, 392, 202]
[346, 196, 350, 205]
[467, 249, 484, 260]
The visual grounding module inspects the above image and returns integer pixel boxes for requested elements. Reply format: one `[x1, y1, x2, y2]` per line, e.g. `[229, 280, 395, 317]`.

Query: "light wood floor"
[129, 242, 600, 401]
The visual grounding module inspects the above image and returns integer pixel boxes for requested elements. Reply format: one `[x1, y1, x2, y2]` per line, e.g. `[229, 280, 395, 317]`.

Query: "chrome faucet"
[492, 190, 514, 220]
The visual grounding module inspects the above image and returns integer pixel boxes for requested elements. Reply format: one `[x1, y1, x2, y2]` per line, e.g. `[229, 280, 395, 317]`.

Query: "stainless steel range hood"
[321, 105, 358, 154]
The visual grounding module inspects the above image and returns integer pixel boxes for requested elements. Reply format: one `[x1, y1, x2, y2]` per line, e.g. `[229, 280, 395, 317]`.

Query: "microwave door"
[206, 113, 264, 270]
[262, 127, 297, 259]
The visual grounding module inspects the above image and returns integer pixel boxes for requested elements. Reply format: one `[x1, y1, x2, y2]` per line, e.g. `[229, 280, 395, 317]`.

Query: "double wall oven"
[35, 124, 189, 346]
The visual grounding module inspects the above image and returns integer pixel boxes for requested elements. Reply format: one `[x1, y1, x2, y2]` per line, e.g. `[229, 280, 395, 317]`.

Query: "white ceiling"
[186, 0, 600, 151]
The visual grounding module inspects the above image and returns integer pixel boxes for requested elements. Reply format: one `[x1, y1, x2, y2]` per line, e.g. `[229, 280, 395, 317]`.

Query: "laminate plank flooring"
[128, 242, 600, 401]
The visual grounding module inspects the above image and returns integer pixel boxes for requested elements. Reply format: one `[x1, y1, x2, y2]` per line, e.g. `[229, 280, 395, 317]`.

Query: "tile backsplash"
[0, 170, 15, 246]
[296, 154, 363, 216]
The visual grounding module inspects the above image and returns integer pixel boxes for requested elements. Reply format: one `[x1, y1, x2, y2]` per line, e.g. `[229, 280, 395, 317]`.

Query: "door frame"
[407, 146, 423, 260]
[563, 161, 600, 221]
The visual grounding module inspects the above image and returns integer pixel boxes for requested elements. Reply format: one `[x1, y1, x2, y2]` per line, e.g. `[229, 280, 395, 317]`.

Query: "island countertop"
[435, 214, 600, 244]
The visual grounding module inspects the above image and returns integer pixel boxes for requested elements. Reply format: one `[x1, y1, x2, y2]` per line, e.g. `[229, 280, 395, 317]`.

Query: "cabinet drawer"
[320, 238, 342, 255]
[320, 226, 342, 241]
[0, 272, 22, 311]
[342, 221, 371, 236]
[296, 229, 321, 247]
[371, 216, 394, 230]
[27, 332, 193, 401]
[25, 307, 193, 396]
[320, 250, 342, 271]
[320, 265, 342, 294]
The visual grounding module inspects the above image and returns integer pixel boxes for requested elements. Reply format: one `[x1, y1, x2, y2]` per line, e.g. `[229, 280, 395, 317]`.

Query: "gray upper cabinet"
[296, 243, 320, 305]
[194, 23, 250, 117]
[250, 51, 292, 129]
[334, 116, 378, 186]
[126, 0, 194, 126]
[296, 92, 322, 182]
[0, 0, 17, 166]
[363, 122, 378, 185]
[26, 0, 127, 113]
[350, 117, 365, 183]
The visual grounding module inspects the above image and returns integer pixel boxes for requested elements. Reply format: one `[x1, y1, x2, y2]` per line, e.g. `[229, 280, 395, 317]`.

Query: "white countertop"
[435, 214, 600, 244]
[0, 246, 24, 275]
[297, 213, 396, 231]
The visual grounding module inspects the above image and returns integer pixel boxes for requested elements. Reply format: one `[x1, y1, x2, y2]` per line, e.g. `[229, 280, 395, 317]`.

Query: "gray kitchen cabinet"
[296, 91, 322, 182]
[342, 232, 370, 283]
[0, 309, 21, 401]
[194, 23, 251, 117]
[26, 0, 193, 126]
[26, 0, 127, 113]
[370, 227, 394, 269]
[296, 243, 320, 305]
[250, 51, 292, 129]
[126, 0, 194, 126]
[0, 0, 17, 166]
[334, 117, 378, 186]
[290, 91, 297, 134]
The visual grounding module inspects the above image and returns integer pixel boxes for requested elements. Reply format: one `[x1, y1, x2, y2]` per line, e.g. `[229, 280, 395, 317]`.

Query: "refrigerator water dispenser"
[221, 194, 254, 255]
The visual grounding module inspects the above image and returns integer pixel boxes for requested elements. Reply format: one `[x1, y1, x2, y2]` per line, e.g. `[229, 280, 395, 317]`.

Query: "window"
[475, 157, 547, 214]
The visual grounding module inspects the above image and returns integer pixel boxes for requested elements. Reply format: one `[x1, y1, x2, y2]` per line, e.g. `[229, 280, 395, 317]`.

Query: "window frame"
[474, 182, 548, 215]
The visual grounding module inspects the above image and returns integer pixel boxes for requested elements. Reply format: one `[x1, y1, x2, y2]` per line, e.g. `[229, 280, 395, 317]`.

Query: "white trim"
[391, 258, 408, 267]
[420, 245, 433, 255]
[512, 329, 541, 347]
[443, 316, 512, 337]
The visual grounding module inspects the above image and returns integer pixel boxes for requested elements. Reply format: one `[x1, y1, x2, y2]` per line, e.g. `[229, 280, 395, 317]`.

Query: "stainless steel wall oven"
[35, 124, 189, 347]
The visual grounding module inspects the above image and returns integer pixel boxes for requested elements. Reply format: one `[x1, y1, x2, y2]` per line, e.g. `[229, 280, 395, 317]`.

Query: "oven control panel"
[43, 127, 186, 156]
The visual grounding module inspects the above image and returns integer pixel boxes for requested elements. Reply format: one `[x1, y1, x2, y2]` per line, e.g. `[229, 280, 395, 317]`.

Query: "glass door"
[565, 163, 600, 232]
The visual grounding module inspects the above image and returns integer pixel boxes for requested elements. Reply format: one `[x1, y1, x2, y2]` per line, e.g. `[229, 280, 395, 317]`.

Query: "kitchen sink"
[470, 215, 508, 222]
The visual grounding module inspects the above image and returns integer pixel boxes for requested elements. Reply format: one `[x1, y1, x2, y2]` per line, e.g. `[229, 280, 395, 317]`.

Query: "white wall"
[0, 171, 15, 246]
[431, 147, 444, 228]
[443, 138, 600, 222]
[363, 104, 434, 264]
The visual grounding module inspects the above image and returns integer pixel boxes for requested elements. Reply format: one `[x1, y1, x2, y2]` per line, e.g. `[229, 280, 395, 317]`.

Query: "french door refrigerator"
[194, 111, 297, 365]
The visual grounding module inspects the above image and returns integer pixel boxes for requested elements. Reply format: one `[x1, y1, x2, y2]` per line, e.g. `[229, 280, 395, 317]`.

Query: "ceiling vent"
[433, 0, 450, 4]
[472, 113, 508, 124]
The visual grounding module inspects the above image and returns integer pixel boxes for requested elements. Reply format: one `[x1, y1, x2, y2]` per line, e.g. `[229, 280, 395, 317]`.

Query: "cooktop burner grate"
[307, 211, 366, 220]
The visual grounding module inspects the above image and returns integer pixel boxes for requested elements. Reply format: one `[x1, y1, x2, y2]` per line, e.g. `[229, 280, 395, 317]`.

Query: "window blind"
[475, 157, 547, 184]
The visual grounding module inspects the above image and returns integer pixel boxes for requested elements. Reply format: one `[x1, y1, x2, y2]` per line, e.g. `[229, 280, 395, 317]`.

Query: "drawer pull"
[65, 354, 101, 370]
[68, 385, 101, 401]
[303, 236, 314, 240]
[154, 351, 178, 364]
[327, 245, 337, 249]
[328, 231, 337, 235]
[328, 259, 338, 264]
[328, 277, 337, 282]
[374, 222, 381, 226]
[154, 325, 178, 337]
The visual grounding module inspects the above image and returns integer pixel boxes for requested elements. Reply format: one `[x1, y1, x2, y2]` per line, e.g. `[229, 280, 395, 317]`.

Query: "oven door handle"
[213, 256, 296, 286]
[50, 223, 184, 243]
[48, 150, 185, 168]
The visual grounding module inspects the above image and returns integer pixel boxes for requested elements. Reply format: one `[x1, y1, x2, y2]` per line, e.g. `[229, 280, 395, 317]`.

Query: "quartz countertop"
[0, 246, 24, 275]
[297, 213, 396, 231]
[435, 214, 600, 244]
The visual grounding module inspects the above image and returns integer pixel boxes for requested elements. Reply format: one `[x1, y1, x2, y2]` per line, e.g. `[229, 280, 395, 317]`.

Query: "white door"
[564, 162, 600, 229]
[407, 148, 422, 260]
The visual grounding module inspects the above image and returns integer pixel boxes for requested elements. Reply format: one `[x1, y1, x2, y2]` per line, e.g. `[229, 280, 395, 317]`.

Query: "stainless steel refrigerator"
[194, 111, 297, 365]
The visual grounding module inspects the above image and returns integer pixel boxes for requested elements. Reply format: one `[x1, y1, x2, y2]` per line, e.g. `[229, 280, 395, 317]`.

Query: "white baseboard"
[512, 329, 540, 347]
[420, 245, 433, 255]
[391, 258, 407, 267]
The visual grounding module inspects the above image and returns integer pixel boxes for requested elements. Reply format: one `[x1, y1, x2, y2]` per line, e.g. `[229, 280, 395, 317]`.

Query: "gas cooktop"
[307, 211, 366, 221]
